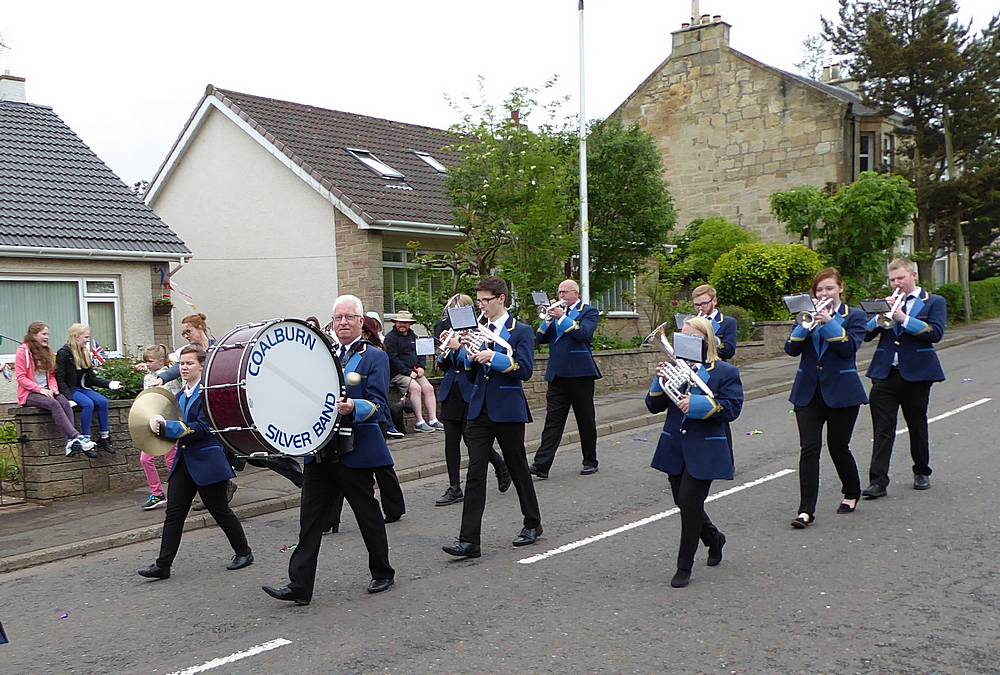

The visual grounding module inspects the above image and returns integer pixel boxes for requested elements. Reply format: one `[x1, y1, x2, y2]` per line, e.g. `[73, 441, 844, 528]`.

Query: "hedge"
[710, 243, 824, 320]
[935, 277, 1000, 323]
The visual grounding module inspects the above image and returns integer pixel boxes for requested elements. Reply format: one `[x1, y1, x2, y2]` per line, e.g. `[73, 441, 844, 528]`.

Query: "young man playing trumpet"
[862, 258, 946, 498]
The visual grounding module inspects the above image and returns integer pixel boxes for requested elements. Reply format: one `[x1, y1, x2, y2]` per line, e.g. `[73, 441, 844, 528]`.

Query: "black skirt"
[438, 382, 469, 422]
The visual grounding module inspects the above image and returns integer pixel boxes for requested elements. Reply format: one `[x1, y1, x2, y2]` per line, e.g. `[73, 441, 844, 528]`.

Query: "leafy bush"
[710, 243, 824, 320]
[661, 217, 757, 290]
[0, 453, 20, 484]
[392, 288, 445, 332]
[972, 239, 1000, 280]
[934, 278, 1000, 323]
[935, 283, 963, 321]
[0, 421, 16, 444]
[95, 358, 144, 400]
[717, 305, 756, 342]
[591, 333, 641, 351]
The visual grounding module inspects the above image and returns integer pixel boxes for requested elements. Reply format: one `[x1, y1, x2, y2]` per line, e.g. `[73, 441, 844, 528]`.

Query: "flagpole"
[578, 0, 590, 303]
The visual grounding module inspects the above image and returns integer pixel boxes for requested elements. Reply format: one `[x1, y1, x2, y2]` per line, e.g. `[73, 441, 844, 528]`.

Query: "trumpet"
[643, 323, 714, 407]
[796, 297, 834, 331]
[459, 317, 514, 356]
[538, 299, 568, 320]
[437, 294, 464, 357]
[876, 289, 905, 329]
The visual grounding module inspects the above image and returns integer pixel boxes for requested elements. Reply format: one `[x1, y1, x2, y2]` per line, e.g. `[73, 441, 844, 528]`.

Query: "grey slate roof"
[207, 86, 461, 227]
[0, 100, 190, 257]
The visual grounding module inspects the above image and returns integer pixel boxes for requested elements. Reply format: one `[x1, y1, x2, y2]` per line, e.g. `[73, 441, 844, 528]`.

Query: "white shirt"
[336, 335, 364, 361]
[891, 287, 922, 366]
[485, 311, 510, 333]
[183, 377, 201, 398]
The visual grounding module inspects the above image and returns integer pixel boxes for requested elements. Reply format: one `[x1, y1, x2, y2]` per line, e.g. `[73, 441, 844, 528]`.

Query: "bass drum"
[203, 318, 345, 457]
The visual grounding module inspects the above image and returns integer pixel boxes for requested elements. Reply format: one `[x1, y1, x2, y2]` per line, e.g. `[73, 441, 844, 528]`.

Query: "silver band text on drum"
[246, 326, 318, 378]
[264, 392, 339, 450]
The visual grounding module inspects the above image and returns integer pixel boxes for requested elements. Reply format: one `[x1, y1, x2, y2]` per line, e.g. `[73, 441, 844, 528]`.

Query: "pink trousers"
[140, 446, 177, 498]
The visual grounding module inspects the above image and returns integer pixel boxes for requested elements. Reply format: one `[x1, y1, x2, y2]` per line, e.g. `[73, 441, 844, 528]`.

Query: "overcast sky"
[2, 1, 996, 187]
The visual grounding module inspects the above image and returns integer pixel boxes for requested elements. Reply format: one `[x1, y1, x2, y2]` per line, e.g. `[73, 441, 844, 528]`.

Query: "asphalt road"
[1, 336, 998, 674]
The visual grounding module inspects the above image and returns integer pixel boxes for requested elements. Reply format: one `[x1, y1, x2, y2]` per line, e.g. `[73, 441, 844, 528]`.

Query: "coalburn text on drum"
[264, 391, 340, 451]
[246, 325, 318, 378]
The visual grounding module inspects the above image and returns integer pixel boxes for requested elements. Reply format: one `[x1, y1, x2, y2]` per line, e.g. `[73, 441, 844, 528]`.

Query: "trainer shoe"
[96, 435, 116, 455]
[386, 426, 405, 438]
[142, 494, 167, 510]
[65, 438, 81, 457]
[79, 435, 98, 458]
[414, 421, 436, 433]
[429, 420, 445, 431]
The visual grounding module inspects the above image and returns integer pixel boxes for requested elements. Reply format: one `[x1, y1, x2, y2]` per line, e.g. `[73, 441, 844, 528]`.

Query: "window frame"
[412, 150, 448, 173]
[381, 248, 452, 319]
[346, 148, 405, 180]
[0, 275, 122, 363]
[859, 132, 874, 173]
[595, 276, 639, 317]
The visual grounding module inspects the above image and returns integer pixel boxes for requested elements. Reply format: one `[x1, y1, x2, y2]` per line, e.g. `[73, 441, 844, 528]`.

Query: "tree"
[771, 172, 917, 284]
[660, 217, 757, 291]
[822, 0, 1000, 281]
[795, 33, 832, 80]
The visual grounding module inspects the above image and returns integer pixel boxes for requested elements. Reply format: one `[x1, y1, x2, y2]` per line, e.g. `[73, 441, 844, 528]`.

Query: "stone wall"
[150, 264, 172, 348]
[335, 209, 384, 314]
[615, 20, 849, 240]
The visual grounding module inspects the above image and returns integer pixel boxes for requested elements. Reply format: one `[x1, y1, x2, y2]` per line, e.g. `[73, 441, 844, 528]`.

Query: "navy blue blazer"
[434, 318, 474, 403]
[644, 360, 743, 481]
[463, 316, 534, 423]
[537, 302, 603, 381]
[864, 290, 946, 383]
[162, 383, 236, 487]
[709, 312, 738, 361]
[337, 342, 395, 469]
[784, 304, 869, 408]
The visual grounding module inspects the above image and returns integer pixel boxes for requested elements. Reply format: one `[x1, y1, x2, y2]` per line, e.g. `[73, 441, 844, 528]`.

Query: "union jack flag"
[90, 340, 108, 366]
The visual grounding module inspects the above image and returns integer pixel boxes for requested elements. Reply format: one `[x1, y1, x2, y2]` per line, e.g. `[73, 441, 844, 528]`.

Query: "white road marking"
[517, 469, 796, 564]
[167, 638, 292, 675]
[895, 397, 992, 435]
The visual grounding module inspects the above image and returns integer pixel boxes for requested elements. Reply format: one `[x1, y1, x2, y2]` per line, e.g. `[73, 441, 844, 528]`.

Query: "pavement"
[2, 317, 998, 574]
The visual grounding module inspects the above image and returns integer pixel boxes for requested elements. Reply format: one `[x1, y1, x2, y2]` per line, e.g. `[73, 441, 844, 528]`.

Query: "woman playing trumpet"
[784, 267, 868, 528]
[645, 316, 743, 589]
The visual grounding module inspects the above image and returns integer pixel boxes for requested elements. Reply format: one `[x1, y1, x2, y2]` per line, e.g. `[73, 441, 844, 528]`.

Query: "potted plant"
[152, 298, 174, 315]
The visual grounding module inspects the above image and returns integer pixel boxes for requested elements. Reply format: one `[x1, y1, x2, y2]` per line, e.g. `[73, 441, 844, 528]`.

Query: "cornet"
[796, 297, 834, 331]
[643, 323, 714, 407]
[437, 294, 464, 357]
[876, 289, 905, 329]
[538, 299, 568, 320]
[458, 316, 514, 356]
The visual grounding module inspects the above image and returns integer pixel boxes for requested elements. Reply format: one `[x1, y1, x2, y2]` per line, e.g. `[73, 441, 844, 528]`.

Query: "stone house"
[146, 86, 642, 342]
[0, 75, 190, 405]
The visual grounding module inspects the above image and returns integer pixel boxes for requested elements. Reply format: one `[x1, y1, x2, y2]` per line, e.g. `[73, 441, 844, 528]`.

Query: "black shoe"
[913, 475, 930, 490]
[862, 484, 887, 499]
[580, 465, 598, 476]
[707, 532, 726, 567]
[791, 513, 814, 529]
[435, 486, 464, 506]
[227, 552, 254, 570]
[262, 584, 310, 605]
[512, 526, 542, 547]
[82, 445, 98, 459]
[837, 498, 859, 514]
[496, 468, 512, 493]
[528, 465, 548, 480]
[137, 563, 170, 580]
[225, 481, 238, 503]
[367, 578, 394, 594]
[442, 541, 482, 558]
[323, 523, 340, 535]
[670, 568, 692, 588]
[384, 513, 403, 524]
[96, 436, 116, 455]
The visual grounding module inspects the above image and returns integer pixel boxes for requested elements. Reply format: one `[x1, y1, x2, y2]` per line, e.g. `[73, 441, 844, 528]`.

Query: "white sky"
[2, 0, 996, 186]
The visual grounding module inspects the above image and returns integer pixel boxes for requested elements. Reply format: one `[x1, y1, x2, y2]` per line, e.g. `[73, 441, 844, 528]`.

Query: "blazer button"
[894, 341, 901, 346]
[817, 365, 823, 371]
[681, 429, 687, 435]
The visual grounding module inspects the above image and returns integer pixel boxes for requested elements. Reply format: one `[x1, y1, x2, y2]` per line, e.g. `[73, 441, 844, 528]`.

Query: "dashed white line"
[167, 637, 292, 675]
[517, 469, 797, 564]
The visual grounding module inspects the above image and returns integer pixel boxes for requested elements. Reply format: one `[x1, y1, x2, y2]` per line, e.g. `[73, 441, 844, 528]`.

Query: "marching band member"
[442, 278, 543, 558]
[691, 284, 737, 361]
[433, 295, 511, 506]
[529, 279, 603, 479]
[784, 268, 867, 527]
[263, 295, 396, 604]
[137, 344, 254, 580]
[645, 317, 743, 588]
[862, 258, 946, 498]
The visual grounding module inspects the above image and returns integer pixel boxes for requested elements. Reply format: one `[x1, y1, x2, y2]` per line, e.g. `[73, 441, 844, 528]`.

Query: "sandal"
[790, 513, 814, 529]
[837, 498, 858, 514]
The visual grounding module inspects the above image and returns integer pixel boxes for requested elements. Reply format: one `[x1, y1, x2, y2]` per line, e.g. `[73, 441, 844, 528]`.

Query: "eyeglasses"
[692, 300, 713, 308]
[180, 329, 195, 337]
[476, 296, 498, 305]
[331, 314, 362, 323]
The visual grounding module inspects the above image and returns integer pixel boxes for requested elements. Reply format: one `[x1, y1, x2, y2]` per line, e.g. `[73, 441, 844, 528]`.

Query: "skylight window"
[413, 151, 447, 173]
[347, 148, 404, 179]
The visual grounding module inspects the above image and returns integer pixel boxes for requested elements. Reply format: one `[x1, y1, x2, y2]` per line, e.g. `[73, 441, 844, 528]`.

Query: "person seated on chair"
[384, 311, 441, 433]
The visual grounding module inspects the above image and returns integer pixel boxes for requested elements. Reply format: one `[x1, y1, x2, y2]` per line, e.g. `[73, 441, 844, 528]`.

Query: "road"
[1, 336, 998, 674]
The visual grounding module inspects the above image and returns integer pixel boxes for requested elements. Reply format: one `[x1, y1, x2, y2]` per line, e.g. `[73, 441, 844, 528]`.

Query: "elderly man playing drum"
[263, 294, 396, 604]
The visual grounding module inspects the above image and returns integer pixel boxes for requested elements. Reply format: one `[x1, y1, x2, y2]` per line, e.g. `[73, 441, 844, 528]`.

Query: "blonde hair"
[143, 344, 169, 366]
[66, 323, 92, 369]
[683, 316, 719, 364]
[888, 258, 918, 275]
[691, 284, 717, 301]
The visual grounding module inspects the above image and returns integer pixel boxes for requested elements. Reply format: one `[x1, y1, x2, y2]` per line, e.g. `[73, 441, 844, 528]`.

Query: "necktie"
[487, 323, 496, 333]
[338, 345, 348, 365]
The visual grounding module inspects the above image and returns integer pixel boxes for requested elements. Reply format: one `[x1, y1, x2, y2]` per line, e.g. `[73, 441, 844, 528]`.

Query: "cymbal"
[128, 387, 181, 457]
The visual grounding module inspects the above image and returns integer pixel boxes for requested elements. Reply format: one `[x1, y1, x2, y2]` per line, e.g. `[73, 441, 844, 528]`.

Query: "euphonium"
[643, 322, 714, 407]
[876, 288, 905, 329]
[796, 297, 834, 331]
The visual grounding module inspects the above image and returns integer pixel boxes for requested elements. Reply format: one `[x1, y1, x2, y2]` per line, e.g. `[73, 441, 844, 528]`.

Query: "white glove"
[149, 414, 165, 433]
[68, 400, 78, 408]
[109, 380, 122, 390]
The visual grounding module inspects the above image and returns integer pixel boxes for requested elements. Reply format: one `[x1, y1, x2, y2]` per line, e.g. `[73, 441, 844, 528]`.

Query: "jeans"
[71, 389, 109, 436]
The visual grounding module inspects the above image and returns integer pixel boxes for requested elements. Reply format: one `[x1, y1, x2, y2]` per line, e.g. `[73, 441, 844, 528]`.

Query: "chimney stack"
[0, 73, 26, 103]
[822, 65, 831, 82]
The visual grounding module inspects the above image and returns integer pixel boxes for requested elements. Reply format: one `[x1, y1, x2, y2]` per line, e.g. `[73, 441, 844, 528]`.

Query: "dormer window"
[413, 151, 447, 173]
[347, 148, 404, 179]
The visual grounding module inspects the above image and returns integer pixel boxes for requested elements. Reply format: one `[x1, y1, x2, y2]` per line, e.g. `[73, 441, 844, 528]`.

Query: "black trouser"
[245, 455, 304, 488]
[667, 469, 718, 572]
[869, 368, 934, 488]
[794, 394, 861, 516]
[290, 460, 394, 601]
[533, 377, 598, 471]
[327, 465, 405, 529]
[459, 417, 541, 545]
[443, 419, 507, 489]
[156, 455, 250, 569]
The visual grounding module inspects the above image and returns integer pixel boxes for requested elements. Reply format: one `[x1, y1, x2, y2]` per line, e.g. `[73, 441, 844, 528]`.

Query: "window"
[1, 277, 122, 360]
[882, 133, 895, 172]
[381, 249, 452, 316]
[347, 148, 404, 179]
[413, 151, 447, 173]
[898, 234, 913, 256]
[859, 133, 874, 173]
[933, 255, 949, 287]
[594, 277, 637, 315]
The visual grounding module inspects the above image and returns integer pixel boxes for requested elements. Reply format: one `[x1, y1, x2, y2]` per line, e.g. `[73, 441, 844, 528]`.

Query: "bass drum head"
[242, 319, 344, 456]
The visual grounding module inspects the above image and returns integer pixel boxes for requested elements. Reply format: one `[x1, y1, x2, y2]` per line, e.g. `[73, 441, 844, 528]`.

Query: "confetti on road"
[962, 378, 973, 383]
[58, 612, 69, 620]
[746, 429, 763, 435]
[280, 544, 297, 553]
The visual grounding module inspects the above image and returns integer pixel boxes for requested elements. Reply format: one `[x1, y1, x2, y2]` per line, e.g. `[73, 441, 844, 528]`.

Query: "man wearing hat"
[384, 310, 441, 433]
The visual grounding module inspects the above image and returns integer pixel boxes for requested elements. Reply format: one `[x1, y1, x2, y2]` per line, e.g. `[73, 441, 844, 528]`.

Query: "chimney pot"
[681, 21, 690, 29]
[0, 74, 26, 103]
[831, 64, 841, 80]
[700, 14, 711, 24]
[822, 65, 831, 81]
[713, 14, 721, 22]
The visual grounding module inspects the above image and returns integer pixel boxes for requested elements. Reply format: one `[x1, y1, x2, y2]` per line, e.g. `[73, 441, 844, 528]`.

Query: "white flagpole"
[578, 0, 590, 303]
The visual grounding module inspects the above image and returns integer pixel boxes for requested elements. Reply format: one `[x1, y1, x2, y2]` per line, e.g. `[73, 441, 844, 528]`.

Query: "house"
[0, 74, 190, 405]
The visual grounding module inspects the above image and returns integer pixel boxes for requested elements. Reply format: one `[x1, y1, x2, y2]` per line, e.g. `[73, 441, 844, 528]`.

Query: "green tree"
[771, 172, 917, 283]
[660, 217, 757, 290]
[710, 243, 824, 319]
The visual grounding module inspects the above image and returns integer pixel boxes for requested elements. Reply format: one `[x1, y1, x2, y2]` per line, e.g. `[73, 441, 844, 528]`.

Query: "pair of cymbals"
[127, 387, 181, 457]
